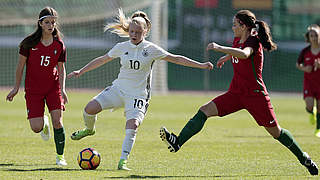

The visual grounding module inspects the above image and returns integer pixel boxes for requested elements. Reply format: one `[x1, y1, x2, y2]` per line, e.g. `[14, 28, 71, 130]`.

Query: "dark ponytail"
[235, 10, 277, 52]
[255, 20, 277, 51]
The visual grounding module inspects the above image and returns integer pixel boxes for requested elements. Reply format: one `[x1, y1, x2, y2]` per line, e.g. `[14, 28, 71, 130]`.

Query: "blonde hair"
[104, 8, 151, 37]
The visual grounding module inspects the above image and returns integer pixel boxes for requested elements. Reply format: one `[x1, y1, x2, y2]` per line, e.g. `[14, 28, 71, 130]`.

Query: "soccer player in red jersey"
[296, 24, 320, 137]
[6, 7, 68, 166]
[160, 10, 318, 175]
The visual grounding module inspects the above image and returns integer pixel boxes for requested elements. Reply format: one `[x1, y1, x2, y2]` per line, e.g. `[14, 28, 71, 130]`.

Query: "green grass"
[0, 90, 319, 179]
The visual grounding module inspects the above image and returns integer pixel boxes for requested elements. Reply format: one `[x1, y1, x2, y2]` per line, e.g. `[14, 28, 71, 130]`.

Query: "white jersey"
[108, 40, 169, 98]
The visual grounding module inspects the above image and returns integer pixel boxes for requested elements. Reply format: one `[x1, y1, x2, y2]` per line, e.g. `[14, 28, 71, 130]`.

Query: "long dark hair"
[235, 10, 277, 52]
[19, 7, 63, 49]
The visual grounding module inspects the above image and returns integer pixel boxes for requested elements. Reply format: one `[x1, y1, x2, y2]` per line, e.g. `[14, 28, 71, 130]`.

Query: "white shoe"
[40, 115, 50, 141]
[56, 154, 67, 166]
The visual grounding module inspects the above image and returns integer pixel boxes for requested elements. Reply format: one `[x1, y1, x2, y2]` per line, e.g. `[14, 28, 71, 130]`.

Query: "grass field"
[0, 90, 319, 179]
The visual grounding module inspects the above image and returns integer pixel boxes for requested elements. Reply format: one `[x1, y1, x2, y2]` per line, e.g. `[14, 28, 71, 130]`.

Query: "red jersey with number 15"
[229, 36, 268, 96]
[19, 38, 66, 94]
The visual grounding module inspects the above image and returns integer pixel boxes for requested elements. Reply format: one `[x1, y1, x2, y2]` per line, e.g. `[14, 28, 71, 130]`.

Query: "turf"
[0, 90, 319, 179]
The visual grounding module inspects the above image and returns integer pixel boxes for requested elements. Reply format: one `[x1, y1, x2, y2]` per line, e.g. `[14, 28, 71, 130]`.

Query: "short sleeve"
[108, 43, 122, 58]
[244, 36, 259, 52]
[151, 44, 169, 60]
[297, 46, 310, 64]
[19, 46, 29, 57]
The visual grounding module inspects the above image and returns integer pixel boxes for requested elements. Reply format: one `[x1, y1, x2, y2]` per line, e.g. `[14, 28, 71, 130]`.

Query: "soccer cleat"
[117, 159, 131, 171]
[160, 127, 180, 153]
[315, 129, 320, 138]
[56, 154, 67, 166]
[40, 115, 50, 141]
[303, 152, 318, 175]
[70, 128, 95, 140]
[309, 107, 316, 125]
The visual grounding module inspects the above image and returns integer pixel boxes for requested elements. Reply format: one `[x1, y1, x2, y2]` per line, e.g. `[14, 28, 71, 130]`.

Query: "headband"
[39, 15, 57, 21]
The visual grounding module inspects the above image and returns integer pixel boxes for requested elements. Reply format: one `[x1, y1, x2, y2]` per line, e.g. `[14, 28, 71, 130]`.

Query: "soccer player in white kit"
[67, 9, 213, 170]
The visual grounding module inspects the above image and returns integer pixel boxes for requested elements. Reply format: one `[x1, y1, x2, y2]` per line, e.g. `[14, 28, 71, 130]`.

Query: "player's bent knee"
[85, 100, 102, 115]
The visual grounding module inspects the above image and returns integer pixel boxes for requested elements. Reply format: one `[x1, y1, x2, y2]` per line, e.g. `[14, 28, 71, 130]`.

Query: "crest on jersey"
[142, 49, 149, 57]
[54, 49, 57, 55]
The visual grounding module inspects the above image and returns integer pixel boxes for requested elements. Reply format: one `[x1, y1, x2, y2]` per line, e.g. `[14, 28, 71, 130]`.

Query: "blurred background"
[1, 0, 320, 94]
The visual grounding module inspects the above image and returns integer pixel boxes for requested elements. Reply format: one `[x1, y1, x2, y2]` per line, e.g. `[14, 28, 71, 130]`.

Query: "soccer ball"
[77, 148, 101, 170]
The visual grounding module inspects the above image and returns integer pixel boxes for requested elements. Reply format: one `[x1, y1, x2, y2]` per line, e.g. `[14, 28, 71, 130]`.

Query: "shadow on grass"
[0, 164, 14, 166]
[105, 174, 292, 179]
[4, 168, 81, 172]
[105, 175, 238, 179]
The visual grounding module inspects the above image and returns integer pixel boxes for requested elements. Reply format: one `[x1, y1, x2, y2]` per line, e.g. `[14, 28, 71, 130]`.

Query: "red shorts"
[213, 91, 278, 127]
[25, 89, 65, 119]
[303, 81, 320, 99]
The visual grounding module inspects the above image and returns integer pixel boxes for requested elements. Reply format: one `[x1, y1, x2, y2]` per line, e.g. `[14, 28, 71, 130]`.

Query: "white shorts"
[93, 85, 149, 124]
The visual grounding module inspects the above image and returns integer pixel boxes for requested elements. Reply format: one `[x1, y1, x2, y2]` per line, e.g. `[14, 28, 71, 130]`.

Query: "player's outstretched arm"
[6, 55, 27, 101]
[162, 53, 213, 70]
[68, 54, 113, 79]
[207, 42, 253, 59]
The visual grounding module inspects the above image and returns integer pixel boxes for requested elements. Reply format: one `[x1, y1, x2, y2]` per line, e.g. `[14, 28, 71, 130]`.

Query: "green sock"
[276, 128, 306, 164]
[178, 110, 208, 146]
[54, 127, 65, 155]
[317, 113, 320, 129]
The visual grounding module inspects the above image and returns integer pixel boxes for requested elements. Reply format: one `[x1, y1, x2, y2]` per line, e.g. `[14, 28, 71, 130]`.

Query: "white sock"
[120, 129, 137, 160]
[83, 111, 97, 130]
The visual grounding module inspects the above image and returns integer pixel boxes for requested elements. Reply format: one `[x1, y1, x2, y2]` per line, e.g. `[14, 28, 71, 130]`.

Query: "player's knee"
[85, 100, 101, 115]
[31, 125, 43, 133]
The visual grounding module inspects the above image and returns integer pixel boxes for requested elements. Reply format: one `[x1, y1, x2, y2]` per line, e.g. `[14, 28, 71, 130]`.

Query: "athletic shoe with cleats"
[56, 154, 67, 166]
[303, 152, 318, 175]
[309, 107, 316, 125]
[70, 128, 95, 140]
[40, 115, 50, 141]
[118, 159, 131, 171]
[160, 127, 180, 153]
[315, 129, 320, 138]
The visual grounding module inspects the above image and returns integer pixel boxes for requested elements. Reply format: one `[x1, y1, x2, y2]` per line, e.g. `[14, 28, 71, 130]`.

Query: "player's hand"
[202, 62, 214, 70]
[314, 58, 320, 71]
[206, 42, 221, 51]
[216, 60, 225, 68]
[62, 90, 68, 104]
[67, 70, 81, 79]
[6, 88, 19, 101]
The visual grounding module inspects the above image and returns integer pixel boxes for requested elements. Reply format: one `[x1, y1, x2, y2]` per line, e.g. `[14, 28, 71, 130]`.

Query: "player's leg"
[247, 94, 318, 175]
[118, 96, 147, 170]
[71, 86, 122, 140]
[26, 93, 50, 140]
[305, 97, 316, 125]
[265, 126, 318, 175]
[50, 109, 67, 166]
[46, 89, 67, 165]
[160, 92, 242, 152]
[118, 119, 139, 171]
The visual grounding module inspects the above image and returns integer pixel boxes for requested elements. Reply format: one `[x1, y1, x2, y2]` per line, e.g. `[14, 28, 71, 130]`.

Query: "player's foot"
[160, 126, 180, 153]
[56, 154, 67, 166]
[117, 159, 131, 171]
[314, 129, 320, 138]
[303, 152, 318, 175]
[40, 115, 50, 141]
[70, 128, 95, 140]
[309, 107, 316, 125]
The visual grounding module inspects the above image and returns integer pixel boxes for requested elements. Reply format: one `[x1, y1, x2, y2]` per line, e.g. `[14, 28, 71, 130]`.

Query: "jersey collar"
[129, 39, 145, 48]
